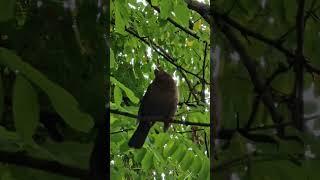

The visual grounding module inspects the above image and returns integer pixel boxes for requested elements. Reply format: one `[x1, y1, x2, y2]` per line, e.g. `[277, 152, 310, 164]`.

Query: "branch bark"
[0, 150, 89, 179]
[145, 0, 201, 40]
[292, 0, 305, 131]
[110, 109, 210, 127]
[215, 18, 285, 136]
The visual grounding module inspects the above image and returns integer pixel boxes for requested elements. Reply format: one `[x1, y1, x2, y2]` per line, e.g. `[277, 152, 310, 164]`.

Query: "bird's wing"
[138, 83, 154, 119]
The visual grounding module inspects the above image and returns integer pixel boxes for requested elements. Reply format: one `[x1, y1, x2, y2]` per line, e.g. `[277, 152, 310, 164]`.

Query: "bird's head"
[154, 68, 176, 88]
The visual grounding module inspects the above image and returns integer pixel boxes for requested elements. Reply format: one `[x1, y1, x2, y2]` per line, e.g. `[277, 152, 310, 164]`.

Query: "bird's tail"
[128, 122, 152, 148]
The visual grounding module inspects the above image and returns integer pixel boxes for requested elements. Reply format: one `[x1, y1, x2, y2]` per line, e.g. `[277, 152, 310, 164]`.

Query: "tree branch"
[0, 150, 89, 179]
[185, 0, 211, 23]
[110, 109, 210, 127]
[201, 42, 208, 103]
[215, 19, 285, 135]
[292, 0, 306, 131]
[213, 12, 295, 59]
[125, 27, 209, 85]
[145, 0, 201, 40]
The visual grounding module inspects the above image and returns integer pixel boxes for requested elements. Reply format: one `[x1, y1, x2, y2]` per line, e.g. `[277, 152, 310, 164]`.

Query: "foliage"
[213, 0, 320, 179]
[0, 0, 106, 179]
[110, 0, 210, 179]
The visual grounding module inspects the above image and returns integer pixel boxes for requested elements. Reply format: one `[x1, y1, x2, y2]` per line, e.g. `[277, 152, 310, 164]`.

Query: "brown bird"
[128, 68, 179, 148]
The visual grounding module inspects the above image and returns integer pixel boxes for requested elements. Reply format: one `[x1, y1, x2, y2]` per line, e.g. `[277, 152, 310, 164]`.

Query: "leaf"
[151, 0, 159, 6]
[194, 19, 202, 32]
[0, 170, 15, 180]
[154, 133, 169, 148]
[172, 144, 186, 163]
[238, 0, 259, 18]
[114, 0, 128, 35]
[0, 48, 94, 132]
[198, 159, 210, 180]
[283, 0, 296, 23]
[13, 75, 39, 143]
[111, 168, 123, 180]
[119, 141, 129, 152]
[113, 86, 123, 106]
[190, 156, 202, 174]
[163, 140, 178, 157]
[41, 140, 92, 167]
[114, 5, 125, 34]
[174, 1, 189, 26]
[141, 151, 154, 170]
[0, 0, 15, 22]
[159, 0, 171, 19]
[271, 70, 294, 94]
[229, 132, 247, 158]
[134, 148, 147, 162]
[0, 126, 20, 141]
[188, 112, 206, 123]
[186, 40, 194, 47]
[110, 48, 115, 68]
[303, 159, 320, 179]
[180, 150, 194, 171]
[111, 77, 139, 104]
[0, 73, 3, 123]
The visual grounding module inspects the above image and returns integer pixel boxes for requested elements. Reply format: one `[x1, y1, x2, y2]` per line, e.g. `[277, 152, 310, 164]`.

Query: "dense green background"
[213, 0, 320, 179]
[110, 0, 210, 179]
[0, 0, 107, 179]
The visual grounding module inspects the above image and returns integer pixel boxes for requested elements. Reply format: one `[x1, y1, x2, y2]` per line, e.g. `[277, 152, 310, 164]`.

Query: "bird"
[128, 68, 179, 148]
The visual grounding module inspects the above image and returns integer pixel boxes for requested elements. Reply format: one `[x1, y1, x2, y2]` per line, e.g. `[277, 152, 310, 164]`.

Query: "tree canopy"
[110, 0, 210, 179]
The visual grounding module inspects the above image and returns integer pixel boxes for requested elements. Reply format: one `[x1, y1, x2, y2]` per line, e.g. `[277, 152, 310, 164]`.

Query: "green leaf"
[194, 19, 202, 32]
[0, 73, 3, 123]
[119, 141, 129, 152]
[283, 0, 296, 23]
[0, 170, 15, 180]
[151, 0, 159, 6]
[190, 156, 202, 174]
[198, 159, 210, 180]
[0, 48, 94, 132]
[114, 0, 128, 35]
[141, 151, 154, 170]
[41, 140, 92, 167]
[180, 150, 194, 171]
[238, 0, 259, 18]
[0, 126, 20, 141]
[153, 133, 169, 148]
[229, 132, 247, 158]
[111, 77, 139, 104]
[111, 168, 123, 180]
[13, 75, 39, 143]
[303, 159, 320, 179]
[114, 7, 125, 34]
[163, 140, 178, 158]
[172, 144, 186, 163]
[134, 148, 147, 162]
[159, 0, 171, 19]
[271, 70, 294, 94]
[114, 86, 123, 106]
[110, 48, 115, 68]
[0, 0, 15, 22]
[174, 1, 189, 26]
[188, 112, 206, 123]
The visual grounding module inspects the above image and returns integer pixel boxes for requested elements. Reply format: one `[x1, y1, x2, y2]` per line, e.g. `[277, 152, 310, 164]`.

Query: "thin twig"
[125, 27, 209, 84]
[145, 0, 202, 40]
[110, 109, 211, 127]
